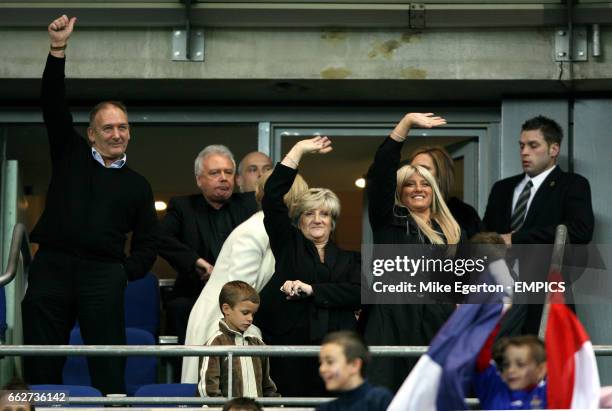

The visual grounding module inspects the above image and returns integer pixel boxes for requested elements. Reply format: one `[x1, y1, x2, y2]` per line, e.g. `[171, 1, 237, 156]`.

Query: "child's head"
[219, 281, 260, 333]
[1, 378, 35, 411]
[319, 331, 370, 392]
[494, 335, 546, 391]
[470, 232, 507, 261]
[222, 397, 262, 411]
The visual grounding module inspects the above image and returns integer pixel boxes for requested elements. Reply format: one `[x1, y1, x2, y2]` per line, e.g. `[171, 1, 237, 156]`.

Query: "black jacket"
[447, 196, 484, 239]
[256, 163, 361, 342]
[158, 193, 257, 298]
[483, 166, 594, 244]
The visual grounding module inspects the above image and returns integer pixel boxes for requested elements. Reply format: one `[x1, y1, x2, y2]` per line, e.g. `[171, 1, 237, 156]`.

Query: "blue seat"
[30, 384, 103, 407]
[63, 327, 158, 395]
[125, 272, 160, 335]
[134, 384, 198, 407]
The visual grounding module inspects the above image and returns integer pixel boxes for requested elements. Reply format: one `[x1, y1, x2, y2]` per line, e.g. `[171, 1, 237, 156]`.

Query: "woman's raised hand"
[297, 136, 333, 155]
[282, 136, 332, 169]
[390, 113, 447, 142]
[405, 113, 447, 129]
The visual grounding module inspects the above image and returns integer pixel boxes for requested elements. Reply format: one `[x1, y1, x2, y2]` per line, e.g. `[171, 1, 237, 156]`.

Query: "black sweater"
[30, 54, 157, 280]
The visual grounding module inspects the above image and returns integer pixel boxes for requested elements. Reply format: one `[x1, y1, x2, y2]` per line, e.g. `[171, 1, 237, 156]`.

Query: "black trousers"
[264, 324, 327, 397]
[165, 296, 197, 345]
[166, 296, 196, 382]
[362, 303, 454, 393]
[22, 246, 127, 394]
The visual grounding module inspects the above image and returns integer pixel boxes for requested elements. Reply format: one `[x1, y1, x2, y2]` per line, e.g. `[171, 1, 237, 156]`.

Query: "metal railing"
[0, 222, 32, 287]
[539, 224, 568, 338]
[1, 344, 612, 406]
[0, 223, 594, 407]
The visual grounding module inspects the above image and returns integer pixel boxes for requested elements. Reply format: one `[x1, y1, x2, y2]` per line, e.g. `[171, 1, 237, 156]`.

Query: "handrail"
[539, 224, 568, 338]
[2, 344, 612, 357]
[0, 344, 427, 357]
[27, 397, 477, 408]
[54, 396, 330, 406]
[0, 223, 32, 287]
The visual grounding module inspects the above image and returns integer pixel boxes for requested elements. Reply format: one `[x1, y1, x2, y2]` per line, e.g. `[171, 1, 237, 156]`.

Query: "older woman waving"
[362, 113, 463, 392]
[255, 136, 361, 397]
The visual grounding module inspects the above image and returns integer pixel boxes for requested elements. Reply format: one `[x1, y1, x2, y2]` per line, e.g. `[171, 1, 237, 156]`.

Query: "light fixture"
[355, 178, 366, 189]
[155, 201, 167, 211]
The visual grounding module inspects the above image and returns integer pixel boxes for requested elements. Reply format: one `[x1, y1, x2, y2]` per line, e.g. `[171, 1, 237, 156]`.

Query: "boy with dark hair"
[198, 281, 279, 398]
[317, 331, 392, 411]
[222, 397, 263, 411]
[475, 334, 547, 410]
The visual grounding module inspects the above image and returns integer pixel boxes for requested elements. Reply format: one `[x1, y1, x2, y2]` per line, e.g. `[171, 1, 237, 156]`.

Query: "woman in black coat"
[255, 136, 361, 397]
[362, 113, 463, 392]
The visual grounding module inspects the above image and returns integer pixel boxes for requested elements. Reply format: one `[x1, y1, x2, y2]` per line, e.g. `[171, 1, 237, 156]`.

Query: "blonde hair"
[395, 164, 461, 244]
[255, 169, 308, 219]
[293, 188, 341, 231]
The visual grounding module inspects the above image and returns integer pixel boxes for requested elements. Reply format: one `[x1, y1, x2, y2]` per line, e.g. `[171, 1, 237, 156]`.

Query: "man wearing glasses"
[22, 15, 158, 394]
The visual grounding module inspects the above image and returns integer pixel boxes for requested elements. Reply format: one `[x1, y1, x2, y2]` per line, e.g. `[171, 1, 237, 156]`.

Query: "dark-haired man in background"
[22, 15, 158, 394]
[483, 115, 594, 334]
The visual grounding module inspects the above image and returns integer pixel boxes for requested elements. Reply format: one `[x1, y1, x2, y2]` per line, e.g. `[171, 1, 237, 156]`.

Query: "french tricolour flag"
[387, 304, 504, 411]
[546, 301, 600, 409]
[388, 301, 600, 410]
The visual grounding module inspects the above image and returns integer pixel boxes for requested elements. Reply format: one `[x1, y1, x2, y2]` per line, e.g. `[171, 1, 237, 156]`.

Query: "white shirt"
[91, 147, 127, 169]
[511, 165, 556, 216]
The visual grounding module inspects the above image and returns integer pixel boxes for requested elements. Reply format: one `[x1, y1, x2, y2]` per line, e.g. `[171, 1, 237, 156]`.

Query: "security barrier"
[1, 344, 611, 406]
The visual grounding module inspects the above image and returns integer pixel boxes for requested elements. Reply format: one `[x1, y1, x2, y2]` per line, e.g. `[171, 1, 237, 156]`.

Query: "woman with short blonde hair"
[292, 188, 340, 230]
[256, 136, 361, 397]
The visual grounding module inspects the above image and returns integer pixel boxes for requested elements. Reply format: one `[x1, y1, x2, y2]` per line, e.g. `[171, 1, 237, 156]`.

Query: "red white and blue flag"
[387, 300, 600, 410]
[545, 302, 600, 409]
[387, 304, 504, 411]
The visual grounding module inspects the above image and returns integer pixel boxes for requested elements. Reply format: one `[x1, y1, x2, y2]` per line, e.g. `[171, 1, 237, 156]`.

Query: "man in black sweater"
[21, 15, 158, 394]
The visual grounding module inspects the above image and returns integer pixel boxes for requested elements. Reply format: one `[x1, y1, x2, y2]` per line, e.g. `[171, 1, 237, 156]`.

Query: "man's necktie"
[510, 180, 533, 231]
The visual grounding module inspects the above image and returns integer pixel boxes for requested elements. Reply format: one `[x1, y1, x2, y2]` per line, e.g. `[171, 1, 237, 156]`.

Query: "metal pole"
[538, 224, 568, 339]
[227, 352, 233, 398]
[593, 24, 601, 57]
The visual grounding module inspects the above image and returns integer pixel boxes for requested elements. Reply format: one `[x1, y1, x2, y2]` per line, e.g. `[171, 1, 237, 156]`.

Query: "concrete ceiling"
[1, 78, 610, 106]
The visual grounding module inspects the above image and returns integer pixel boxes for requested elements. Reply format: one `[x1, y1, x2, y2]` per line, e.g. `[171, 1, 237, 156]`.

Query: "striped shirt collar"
[91, 147, 127, 169]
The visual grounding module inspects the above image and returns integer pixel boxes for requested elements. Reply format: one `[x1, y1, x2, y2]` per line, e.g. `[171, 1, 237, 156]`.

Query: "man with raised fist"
[21, 15, 158, 394]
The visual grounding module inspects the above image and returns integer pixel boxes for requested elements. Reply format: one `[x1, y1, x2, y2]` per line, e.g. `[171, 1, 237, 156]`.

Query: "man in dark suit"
[158, 145, 257, 346]
[483, 115, 594, 334]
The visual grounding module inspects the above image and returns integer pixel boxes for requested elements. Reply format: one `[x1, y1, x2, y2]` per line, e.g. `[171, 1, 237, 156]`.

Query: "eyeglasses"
[98, 124, 130, 136]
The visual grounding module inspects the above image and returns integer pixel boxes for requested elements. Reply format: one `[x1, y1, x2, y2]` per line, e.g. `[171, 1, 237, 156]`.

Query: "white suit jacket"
[181, 211, 275, 383]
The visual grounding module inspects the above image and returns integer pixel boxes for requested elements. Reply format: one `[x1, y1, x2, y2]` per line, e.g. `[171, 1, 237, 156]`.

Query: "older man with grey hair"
[158, 144, 257, 353]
